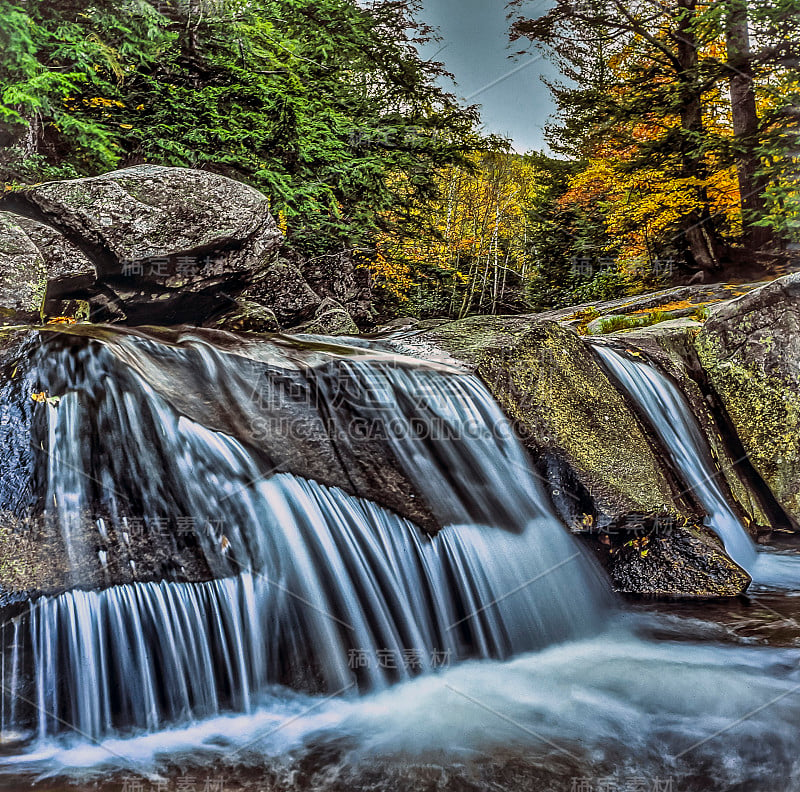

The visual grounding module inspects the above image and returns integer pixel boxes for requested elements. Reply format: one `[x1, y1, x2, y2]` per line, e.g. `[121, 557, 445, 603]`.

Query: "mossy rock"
[696, 273, 800, 525]
[417, 317, 678, 523]
[400, 315, 751, 596]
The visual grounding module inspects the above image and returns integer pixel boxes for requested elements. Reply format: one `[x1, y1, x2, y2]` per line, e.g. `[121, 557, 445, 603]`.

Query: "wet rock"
[696, 273, 800, 525]
[602, 524, 751, 597]
[395, 315, 752, 597]
[0, 325, 448, 597]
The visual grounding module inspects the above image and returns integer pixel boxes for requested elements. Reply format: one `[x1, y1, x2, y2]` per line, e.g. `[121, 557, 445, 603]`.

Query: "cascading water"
[0, 327, 609, 744]
[2, 329, 800, 792]
[594, 344, 799, 588]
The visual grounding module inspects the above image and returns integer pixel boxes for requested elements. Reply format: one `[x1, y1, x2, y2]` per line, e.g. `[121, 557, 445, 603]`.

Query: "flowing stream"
[1, 328, 608, 740]
[0, 329, 798, 791]
[595, 344, 799, 588]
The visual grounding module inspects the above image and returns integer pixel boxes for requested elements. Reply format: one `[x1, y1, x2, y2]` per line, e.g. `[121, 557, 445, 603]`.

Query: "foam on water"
[4, 628, 800, 791]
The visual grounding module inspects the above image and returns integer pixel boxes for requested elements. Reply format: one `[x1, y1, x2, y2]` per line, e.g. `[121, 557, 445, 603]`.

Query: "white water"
[5, 626, 800, 791]
[18, 473, 606, 741]
[4, 331, 800, 789]
[1, 332, 608, 743]
[595, 345, 800, 588]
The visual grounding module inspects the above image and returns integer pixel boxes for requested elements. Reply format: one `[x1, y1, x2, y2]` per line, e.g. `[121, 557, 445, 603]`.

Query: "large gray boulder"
[19, 165, 281, 267]
[0, 212, 95, 323]
[1, 166, 291, 325]
[696, 273, 800, 524]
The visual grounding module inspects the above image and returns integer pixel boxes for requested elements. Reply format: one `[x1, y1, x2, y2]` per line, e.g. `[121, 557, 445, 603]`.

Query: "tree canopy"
[0, 0, 480, 258]
[1, 0, 797, 321]
[509, 0, 800, 283]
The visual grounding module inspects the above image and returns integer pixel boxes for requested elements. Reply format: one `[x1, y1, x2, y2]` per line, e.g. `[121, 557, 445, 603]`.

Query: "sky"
[416, 0, 559, 153]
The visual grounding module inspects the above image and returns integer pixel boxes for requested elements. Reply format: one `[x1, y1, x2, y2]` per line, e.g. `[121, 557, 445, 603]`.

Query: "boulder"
[0, 212, 95, 324]
[602, 524, 751, 597]
[234, 256, 321, 326]
[393, 315, 751, 596]
[2, 165, 285, 325]
[18, 164, 281, 267]
[295, 298, 359, 336]
[696, 273, 800, 525]
[210, 299, 281, 334]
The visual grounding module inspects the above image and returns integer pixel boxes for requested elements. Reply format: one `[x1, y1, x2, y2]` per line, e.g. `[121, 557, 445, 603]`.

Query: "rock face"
[21, 165, 279, 266]
[696, 274, 800, 525]
[394, 315, 752, 596]
[0, 212, 95, 322]
[603, 524, 751, 597]
[0, 166, 364, 331]
[404, 317, 680, 524]
[611, 319, 793, 536]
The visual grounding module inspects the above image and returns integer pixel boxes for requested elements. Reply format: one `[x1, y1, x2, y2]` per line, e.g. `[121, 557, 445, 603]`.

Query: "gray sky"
[416, 0, 558, 153]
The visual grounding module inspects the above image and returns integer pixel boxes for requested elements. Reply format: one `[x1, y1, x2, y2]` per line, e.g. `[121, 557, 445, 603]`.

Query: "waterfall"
[594, 344, 798, 587]
[0, 329, 609, 743]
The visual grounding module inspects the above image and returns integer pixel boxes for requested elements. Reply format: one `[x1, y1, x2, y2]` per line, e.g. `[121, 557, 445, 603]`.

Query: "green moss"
[696, 333, 800, 519]
[455, 321, 678, 515]
[593, 310, 668, 334]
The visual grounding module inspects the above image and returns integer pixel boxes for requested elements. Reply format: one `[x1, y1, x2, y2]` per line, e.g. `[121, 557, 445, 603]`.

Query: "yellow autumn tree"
[374, 151, 541, 317]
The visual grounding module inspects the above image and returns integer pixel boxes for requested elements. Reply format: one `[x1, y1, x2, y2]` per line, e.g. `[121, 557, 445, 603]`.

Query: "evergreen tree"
[0, 0, 480, 258]
[509, 0, 800, 277]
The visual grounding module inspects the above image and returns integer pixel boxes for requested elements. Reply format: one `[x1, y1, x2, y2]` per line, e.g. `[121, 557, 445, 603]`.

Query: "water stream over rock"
[0, 327, 608, 745]
[1, 329, 799, 791]
[595, 344, 800, 588]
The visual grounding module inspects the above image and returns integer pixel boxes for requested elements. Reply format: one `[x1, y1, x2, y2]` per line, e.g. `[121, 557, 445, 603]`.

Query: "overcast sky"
[416, 0, 558, 153]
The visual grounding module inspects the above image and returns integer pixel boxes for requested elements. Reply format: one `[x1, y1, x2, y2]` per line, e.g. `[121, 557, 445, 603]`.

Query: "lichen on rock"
[696, 274, 800, 525]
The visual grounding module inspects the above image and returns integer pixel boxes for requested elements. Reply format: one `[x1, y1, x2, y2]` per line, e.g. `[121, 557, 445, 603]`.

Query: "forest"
[1, 0, 798, 319]
[3, 3, 800, 790]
